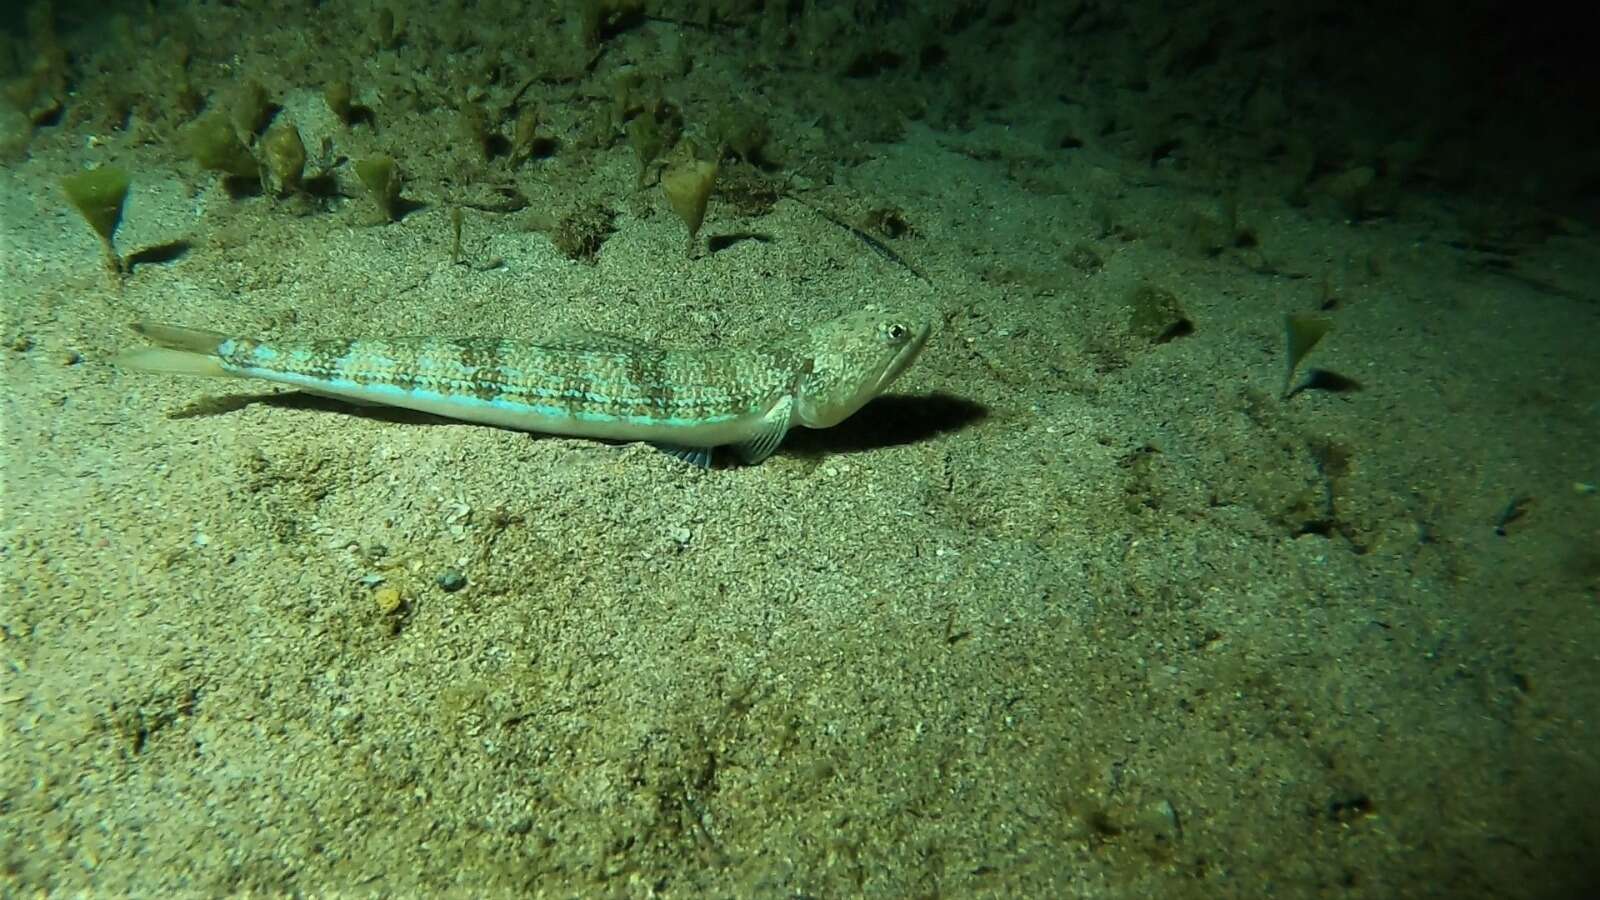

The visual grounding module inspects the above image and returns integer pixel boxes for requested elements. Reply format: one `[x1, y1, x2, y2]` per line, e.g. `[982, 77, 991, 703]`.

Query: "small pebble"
[373, 586, 403, 615]
[436, 569, 467, 592]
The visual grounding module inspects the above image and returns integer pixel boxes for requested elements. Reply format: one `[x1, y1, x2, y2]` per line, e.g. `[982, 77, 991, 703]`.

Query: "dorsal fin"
[539, 328, 652, 354]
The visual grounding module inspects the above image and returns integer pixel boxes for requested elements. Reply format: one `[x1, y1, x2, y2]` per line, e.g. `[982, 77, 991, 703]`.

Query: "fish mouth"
[874, 320, 931, 392]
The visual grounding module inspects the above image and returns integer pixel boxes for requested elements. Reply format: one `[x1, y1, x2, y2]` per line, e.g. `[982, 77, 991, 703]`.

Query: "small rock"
[1328, 791, 1373, 824]
[374, 586, 403, 615]
[436, 569, 467, 593]
[1137, 798, 1181, 840]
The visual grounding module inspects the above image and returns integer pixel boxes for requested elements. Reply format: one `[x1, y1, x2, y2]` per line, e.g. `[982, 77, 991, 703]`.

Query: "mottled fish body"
[118, 310, 931, 466]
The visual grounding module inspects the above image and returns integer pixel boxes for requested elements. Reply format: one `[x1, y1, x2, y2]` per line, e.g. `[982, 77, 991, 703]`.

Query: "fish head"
[794, 308, 931, 429]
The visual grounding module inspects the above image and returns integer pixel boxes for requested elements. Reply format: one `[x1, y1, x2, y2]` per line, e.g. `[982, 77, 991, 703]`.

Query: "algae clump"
[355, 156, 403, 221]
[61, 166, 130, 275]
[625, 98, 682, 182]
[712, 104, 771, 165]
[1283, 313, 1332, 398]
[187, 113, 259, 180]
[1128, 283, 1193, 344]
[662, 153, 717, 252]
[549, 202, 616, 263]
[261, 119, 306, 195]
[228, 80, 272, 140]
[325, 80, 354, 123]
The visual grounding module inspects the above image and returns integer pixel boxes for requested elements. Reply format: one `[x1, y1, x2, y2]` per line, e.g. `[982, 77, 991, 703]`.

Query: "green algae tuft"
[261, 119, 306, 195]
[187, 113, 259, 180]
[355, 156, 403, 221]
[61, 166, 130, 275]
[1283, 313, 1333, 398]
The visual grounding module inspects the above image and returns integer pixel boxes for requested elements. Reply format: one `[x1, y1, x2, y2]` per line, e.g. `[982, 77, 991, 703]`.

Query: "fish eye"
[885, 322, 909, 341]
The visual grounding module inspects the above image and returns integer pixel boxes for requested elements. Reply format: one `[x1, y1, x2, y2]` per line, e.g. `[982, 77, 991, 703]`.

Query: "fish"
[116, 309, 932, 467]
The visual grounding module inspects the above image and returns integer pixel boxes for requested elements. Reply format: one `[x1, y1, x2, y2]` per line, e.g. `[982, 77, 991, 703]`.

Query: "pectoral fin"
[116, 323, 233, 377]
[731, 395, 794, 464]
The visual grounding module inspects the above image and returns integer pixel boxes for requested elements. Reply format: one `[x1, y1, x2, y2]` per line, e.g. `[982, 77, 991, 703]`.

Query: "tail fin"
[115, 322, 234, 378]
